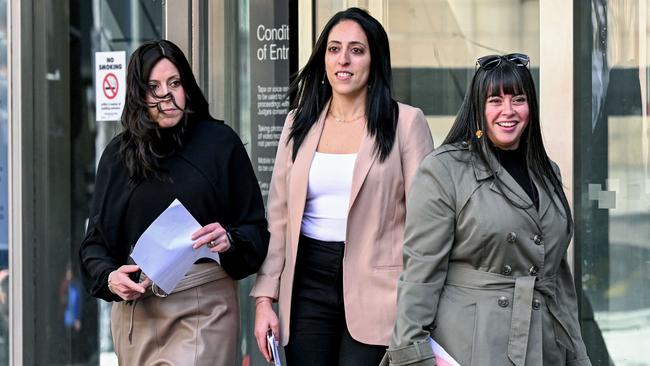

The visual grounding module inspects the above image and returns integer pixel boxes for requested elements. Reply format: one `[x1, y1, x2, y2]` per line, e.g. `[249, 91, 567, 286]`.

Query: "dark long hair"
[287, 7, 397, 162]
[119, 39, 211, 183]
[443, 58, 573, 232]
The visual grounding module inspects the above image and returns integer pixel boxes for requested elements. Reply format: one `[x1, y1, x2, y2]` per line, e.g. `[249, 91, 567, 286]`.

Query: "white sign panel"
[95, 51, 126, 121]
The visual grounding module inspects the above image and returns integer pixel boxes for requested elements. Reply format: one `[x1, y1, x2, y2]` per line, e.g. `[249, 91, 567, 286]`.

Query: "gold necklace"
[328, 112, 366, 123]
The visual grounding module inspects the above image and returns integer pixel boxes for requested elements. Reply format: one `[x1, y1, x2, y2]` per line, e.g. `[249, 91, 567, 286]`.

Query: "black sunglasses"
[476, 53, 530, 70]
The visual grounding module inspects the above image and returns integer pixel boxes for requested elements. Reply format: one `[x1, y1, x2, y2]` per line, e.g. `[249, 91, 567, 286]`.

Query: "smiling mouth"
[496, 121, 518, 127]
[335, 71, 353, 78]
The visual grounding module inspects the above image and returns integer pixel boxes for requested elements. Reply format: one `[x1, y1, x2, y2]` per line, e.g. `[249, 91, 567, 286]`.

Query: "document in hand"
[266, 330, 282, 366]
[431, 338, 460, 366]
[130, 199, 220, 294]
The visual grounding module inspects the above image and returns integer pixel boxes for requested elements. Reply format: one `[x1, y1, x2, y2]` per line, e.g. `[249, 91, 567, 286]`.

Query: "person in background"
[251, 7, 433, 366]
[385, 53, 591, 366]
[79, 39, 269, 366]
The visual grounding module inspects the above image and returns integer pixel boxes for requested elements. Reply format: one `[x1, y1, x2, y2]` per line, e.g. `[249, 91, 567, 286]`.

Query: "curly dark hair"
[119, 39, 211, 183]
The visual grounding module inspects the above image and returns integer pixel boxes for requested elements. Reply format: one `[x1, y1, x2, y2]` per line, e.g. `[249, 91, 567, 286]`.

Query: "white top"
[301, 152, 357, 242]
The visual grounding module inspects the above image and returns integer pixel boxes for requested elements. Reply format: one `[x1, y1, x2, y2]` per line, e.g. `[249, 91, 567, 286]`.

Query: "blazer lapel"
[348, 128, 378, 211]
[288, 105, 327, 241]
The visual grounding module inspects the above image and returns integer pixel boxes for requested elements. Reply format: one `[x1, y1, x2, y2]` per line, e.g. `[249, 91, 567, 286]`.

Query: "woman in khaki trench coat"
[384, 54, 591, 366]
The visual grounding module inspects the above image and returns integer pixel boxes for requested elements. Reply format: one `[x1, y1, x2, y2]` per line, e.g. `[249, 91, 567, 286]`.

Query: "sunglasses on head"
[476, 53, 530, 70]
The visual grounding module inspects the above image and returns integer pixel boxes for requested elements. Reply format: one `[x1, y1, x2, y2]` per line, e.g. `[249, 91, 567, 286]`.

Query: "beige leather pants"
[111, 264, 239, 366]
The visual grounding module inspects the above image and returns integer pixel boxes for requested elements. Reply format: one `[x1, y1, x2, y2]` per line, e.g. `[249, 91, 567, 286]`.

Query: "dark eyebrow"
[327, 40, 367, 47]
[148, 74, 181, 83]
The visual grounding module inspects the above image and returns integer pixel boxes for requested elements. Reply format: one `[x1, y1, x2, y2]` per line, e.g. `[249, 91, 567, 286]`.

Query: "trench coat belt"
[445, 264, 575, 366]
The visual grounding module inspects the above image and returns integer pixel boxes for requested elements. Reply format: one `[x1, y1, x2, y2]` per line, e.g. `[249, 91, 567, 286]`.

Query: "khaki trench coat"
[386, 143, 591, 366]
[251, 102, 434, 346]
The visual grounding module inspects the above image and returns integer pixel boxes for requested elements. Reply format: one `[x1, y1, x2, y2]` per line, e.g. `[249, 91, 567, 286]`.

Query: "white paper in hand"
[431, 338, 460, 366]
[131, 199, 220, 294]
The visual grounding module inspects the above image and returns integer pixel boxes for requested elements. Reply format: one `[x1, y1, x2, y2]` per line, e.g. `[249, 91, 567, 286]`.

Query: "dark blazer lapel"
[288, 105, 327, 240]
[348, 127, 378, 211]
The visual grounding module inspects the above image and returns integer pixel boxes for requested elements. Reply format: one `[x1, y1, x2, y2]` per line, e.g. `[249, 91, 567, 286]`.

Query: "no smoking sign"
[95, 51, 126, 121]
[102, 73, 119, 99]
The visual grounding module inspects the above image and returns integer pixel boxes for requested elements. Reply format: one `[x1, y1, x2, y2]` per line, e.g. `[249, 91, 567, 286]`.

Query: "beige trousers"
[111, 264, 239, 366]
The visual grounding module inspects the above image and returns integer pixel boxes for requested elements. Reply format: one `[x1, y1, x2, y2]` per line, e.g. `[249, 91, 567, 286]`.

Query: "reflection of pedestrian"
[59, 268, 82, 332]
[79, 40, 269, 366]
[0, 268, 8, 366]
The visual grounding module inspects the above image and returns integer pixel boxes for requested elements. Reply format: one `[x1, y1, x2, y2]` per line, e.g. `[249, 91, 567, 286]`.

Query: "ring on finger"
[207, 240, 217, 248]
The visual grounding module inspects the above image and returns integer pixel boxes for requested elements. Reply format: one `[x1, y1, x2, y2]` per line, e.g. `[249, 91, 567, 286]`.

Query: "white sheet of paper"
[431, 338, 460, 366]
[130, 199, 220, 294]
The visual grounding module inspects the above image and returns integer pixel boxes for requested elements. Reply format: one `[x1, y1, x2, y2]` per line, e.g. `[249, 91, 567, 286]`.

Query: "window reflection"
[0, 0, 8, 364]
[578, 0, 650, 364]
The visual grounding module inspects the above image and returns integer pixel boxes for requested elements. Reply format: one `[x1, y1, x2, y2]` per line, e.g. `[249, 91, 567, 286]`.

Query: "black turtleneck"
[493, 144, 539, 210]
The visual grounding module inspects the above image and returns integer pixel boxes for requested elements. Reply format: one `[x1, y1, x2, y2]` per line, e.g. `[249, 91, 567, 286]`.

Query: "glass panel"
[200, 1, 290, 365]
[576, 1, 650, 364]
[89, 4, 164, 365]
[39, 1, 163, 365]
[0, 0, 7, 364]
[316, 0, 540, 146]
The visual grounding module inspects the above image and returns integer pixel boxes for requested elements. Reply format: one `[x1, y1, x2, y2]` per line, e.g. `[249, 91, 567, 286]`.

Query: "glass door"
[195, 1, 293, 365]
[575, 1, 650, 364]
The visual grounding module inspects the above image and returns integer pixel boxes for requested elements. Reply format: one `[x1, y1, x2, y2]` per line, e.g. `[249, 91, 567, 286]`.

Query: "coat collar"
[469, 142, 555, 230]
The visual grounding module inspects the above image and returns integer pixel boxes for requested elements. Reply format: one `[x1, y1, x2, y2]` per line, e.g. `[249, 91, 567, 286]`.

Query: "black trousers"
[284, 235, 386, 366]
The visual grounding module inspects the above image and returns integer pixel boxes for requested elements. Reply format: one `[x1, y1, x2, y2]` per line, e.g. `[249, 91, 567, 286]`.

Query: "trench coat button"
[532, 298, 541, 310]
[461, 141, 469, 147]
[501, 265, 513, 275]
[498, 296, 509, 307]
[506, 232, 517, 243]
[533, 234, 544, 246]
[529, 265, 539, 276]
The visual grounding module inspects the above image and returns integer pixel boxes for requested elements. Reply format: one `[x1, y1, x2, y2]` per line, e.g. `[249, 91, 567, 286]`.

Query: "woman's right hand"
[254, 297, 280, 363]
[107, 265, 150, 301]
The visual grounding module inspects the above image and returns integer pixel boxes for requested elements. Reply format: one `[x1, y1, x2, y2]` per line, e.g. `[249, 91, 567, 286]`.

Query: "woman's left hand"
[191, 222, 232, 253]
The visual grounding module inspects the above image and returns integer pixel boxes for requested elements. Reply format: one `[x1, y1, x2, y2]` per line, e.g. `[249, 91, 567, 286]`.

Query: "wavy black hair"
[287, 7, 397, 162]
[119, 39, 212, 183]
[443, 57, 573, 232]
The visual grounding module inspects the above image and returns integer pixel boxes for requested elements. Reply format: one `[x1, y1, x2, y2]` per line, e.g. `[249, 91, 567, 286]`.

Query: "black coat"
[79, 118, 269, 301]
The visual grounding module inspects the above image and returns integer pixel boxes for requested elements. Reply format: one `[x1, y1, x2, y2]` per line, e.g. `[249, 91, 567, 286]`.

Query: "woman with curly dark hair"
[79, 40, 269, 365]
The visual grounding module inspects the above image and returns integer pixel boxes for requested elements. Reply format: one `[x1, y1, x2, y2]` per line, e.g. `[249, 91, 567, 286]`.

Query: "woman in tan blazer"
[251, 7, 433, 366]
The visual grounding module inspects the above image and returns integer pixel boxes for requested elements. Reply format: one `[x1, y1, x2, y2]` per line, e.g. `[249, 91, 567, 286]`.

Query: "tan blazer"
[251, 101, 434, 346]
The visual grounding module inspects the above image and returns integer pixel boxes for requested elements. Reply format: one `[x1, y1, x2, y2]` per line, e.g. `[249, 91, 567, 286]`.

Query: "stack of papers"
[131, 199, 220, 294]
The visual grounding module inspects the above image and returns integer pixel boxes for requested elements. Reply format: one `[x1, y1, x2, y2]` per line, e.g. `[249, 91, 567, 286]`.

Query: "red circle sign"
[102, 73, 119, 99]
